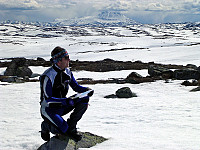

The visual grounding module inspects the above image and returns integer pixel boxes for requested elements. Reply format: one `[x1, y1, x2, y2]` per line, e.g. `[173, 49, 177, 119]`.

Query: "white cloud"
[0, 0, 200, 23]
[0, 0, 40, 9]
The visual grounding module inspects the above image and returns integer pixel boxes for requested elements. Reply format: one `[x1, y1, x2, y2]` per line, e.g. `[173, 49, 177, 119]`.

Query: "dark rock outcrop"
[181, 80, 199, 86]
[148, 65, 173, 79]
[1, 57, 199, 85]
[4, 58, 32, 77]
[104, 87, 137, 98]
[104, 94, 118, 98]
[173, 69, 200, 80]
[125, 72, 154, 84]
[190, 86, 200, 92]
[186, 64, 198, 70]
[116, 87, 137, 98]
[0, 57, 188, 72]
[37, 132, 107, 150]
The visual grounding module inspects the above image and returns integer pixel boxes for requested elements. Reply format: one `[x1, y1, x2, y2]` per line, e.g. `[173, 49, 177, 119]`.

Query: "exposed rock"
[76, 78, 93, 81]
[186, 64, 198, 70]
[37, 132, 107, 150]
[148, 65, 173, 79]
[125, 71, 154, 84]
[104, 94, 118, 98]
[104, 87, 137, 99]
[126, 72, 143, 78]
[190, 86, 200, 92]
[116, 87, 137, 98]
[0, 57, 188, 71]
[70, 59, 185, 72]
[0, 75, 26, 83]
[15, 66, 32, 77]
[37, 57, 46, 61]
[173, 69, 200, 80]
[1, 57, 199, 85]
[0, 76, 17, 82]
[4, 58, 32, 77]
[181, 80, 198, 86]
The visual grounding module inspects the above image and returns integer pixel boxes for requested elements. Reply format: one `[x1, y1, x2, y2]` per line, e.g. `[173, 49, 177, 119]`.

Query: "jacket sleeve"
[42, 76, 53, 99]
[69, 72, 88, 93]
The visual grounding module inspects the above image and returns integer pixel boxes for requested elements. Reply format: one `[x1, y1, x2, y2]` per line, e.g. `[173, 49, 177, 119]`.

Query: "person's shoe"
[41, 121, 50, 141]
[41, 131, 50, 141]
[65, 128, 82, 142]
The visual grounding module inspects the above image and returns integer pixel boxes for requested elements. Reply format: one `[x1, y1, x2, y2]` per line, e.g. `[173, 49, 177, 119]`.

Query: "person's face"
[57, 55, 70, 70]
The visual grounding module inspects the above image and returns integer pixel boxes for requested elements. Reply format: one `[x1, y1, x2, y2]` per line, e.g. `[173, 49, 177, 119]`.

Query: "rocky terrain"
[37, 132, 107, 150]
[0, 21, 200, 149]
[0, 57, 199, 92]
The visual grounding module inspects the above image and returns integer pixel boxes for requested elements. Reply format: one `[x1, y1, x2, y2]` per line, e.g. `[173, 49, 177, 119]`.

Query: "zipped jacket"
[40, 65, 87, 104]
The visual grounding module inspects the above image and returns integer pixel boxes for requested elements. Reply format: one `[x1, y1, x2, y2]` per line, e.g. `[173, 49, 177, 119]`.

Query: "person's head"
[50, 46, 70, 69]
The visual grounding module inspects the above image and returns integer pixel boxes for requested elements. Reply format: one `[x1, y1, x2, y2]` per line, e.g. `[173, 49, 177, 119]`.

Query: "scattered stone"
[0, 76, 17, 82]
[4, 58, 33, 77]
[190, 86, 200, 92]
[148, 65, 173, 79]
[116, 87, 137, 98]
[104, 94, 118, 98]
[174, 69, 200, 80]
[181, 80, 198, 86]
[0, 57, 188, 71]
[125, 71, 154, 84]
[77, 78, 93, 81]
[186, 64, 198, 70]
[36, 34, 61, 38]
[1, 58, 199, 85]
[0, 75, 25, 83]
[37, 57, 46, 61]
[127, 72, 143, 78]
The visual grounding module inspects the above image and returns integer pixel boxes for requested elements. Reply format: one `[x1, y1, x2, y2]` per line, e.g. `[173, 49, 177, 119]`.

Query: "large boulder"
[125, 72, 143, 84]
[37, 132, 107, 150]
[125, 72, 154, 84]
[116, 87, 137, 98]
[186, 64, 198, 70]
[104, 87, 137, 99]
[173, 69, 200, 80]
[148, 65, 173, 79]
[4, 58, 32, 77]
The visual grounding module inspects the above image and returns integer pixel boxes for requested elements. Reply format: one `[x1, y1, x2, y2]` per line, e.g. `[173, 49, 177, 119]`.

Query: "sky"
[0, 0, 200, 24]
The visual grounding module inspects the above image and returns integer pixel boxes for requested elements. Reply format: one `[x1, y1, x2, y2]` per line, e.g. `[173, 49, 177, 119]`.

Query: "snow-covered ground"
[0, 23, 200, 150]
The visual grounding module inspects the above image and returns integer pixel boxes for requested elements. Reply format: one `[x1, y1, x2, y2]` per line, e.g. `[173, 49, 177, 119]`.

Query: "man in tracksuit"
[40, 46, 93, 142]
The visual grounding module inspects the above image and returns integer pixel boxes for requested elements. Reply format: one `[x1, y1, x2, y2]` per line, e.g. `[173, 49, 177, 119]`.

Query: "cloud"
[0, 0, 40, 9]
[0, 0, 200, 23]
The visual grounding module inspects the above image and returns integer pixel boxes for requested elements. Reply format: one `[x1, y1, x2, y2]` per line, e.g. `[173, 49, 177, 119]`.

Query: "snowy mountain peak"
[98, 11, 127, 21]
[53, 11, 138, 27]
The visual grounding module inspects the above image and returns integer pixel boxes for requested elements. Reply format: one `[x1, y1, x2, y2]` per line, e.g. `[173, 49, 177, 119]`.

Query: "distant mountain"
[98, 11, 129, 21]
[1, 16, 200, 29]
[53, 11, 138, 27]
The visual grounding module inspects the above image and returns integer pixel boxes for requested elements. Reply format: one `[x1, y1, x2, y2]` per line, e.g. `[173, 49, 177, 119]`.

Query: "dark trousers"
[41, 98, 89, 134]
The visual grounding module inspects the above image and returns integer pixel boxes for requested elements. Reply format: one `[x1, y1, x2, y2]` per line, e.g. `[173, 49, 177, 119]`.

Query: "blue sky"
[0, 0, 200, 24]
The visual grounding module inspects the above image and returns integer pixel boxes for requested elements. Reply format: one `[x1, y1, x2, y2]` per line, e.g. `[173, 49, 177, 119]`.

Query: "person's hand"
[86, 87, 94, 97]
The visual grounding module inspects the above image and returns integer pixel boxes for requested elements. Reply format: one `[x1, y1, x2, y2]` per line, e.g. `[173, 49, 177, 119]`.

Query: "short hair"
[51, 46, 65, 57]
